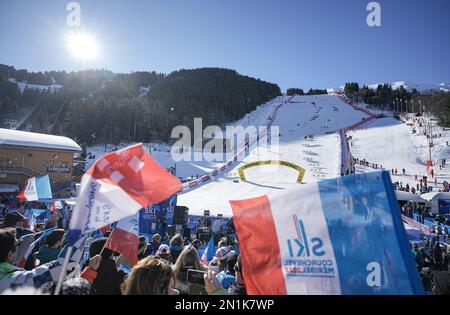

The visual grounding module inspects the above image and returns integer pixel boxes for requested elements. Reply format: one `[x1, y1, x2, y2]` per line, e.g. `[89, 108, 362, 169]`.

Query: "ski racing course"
[177, 94, 371, 216]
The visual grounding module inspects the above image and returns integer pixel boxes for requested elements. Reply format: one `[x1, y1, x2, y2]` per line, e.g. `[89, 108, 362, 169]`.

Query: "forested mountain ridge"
[0, 65, 281, 145]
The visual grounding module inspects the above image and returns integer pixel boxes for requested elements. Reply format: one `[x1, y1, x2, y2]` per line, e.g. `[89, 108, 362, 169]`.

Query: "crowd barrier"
[401, 214, 433, 235]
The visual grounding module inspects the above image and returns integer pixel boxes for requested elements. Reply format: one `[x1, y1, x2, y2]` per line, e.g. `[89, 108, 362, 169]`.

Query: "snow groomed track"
[177, 94, 370, 216]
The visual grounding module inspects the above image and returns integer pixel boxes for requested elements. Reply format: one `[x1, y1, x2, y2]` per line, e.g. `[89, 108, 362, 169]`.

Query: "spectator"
[172, 245, 207, 295]
[144, 233, 161, 257]
[215, 246, 235, 272]
[36, 229, 65, 265]
[229, 255, 247, 295]
[432, 271, 450, 295]
[0, 227, 101, 293]
[122, 256, 178, 295]
[156, 244, 171, 262]
[169, 234, 184, 264]
[216, 252, 237, 290]
[41, 278, 92, 295]
[412, 243, 424, 270]
[137, 236, 148, 260]
[191, 239, 202, 251]
[2, 212, 33, 238]
[84, 237, 127, 295]
[432, 241, 444, 270]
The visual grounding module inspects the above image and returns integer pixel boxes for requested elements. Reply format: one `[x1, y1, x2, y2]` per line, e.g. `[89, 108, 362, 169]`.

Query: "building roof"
[421, 192, 450, 201]
[0, 128, 82, 152]
[395, 190, 426, 202]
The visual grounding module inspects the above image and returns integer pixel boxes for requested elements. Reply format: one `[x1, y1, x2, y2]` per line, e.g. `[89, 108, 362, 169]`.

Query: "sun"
[66, 32, 99, 60]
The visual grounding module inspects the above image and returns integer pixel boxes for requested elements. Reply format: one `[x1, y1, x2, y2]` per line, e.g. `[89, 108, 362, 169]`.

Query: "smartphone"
[186, 269, 206, 285]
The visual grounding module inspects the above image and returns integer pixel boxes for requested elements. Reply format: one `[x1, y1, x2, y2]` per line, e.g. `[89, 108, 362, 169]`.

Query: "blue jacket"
[216, 269, 237, 290]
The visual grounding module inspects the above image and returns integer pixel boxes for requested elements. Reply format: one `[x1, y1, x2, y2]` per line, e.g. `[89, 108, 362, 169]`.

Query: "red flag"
[104, 213, 139, 265]
[68, 143, 181, 246]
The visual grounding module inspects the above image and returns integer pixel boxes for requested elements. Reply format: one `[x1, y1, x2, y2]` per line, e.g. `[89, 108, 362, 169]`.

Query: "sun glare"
[67, 32, 99, 60]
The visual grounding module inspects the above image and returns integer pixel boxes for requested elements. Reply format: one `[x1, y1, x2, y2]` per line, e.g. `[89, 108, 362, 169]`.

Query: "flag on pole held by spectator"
[200, 236, 215, 265]
[105, 212, 140, 265]
[17, 175, 52, 202]
[68, 143, 181, 246]
[17, 227, 57, 268]
[230, 171, 424, 295]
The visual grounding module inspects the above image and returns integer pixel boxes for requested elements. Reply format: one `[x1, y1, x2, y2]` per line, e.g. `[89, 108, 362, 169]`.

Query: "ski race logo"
[284, 215, 336, 278]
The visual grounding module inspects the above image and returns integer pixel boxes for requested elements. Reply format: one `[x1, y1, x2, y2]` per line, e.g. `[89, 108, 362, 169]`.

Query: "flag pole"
[54, 246, 73, 295]
[99, 232, 112, 257]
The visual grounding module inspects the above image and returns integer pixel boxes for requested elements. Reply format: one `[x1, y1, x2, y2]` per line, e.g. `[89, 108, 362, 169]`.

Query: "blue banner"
[139, 195, 177, 237]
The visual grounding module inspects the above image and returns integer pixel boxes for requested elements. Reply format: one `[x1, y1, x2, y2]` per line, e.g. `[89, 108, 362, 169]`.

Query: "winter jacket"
[216, 269, 237, 290]
[0, 261, 97, 293]
[0, 261, 60, 293]
[36, 246, 62, 265]
[90, 259, 126, 295]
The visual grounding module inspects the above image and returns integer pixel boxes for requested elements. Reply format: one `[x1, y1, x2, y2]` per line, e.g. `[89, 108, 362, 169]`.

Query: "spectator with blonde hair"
[122, 256, 178, 295]
[172, 245, 207, 294]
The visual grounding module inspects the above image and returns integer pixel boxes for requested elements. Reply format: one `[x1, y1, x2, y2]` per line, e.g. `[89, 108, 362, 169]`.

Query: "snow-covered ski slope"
[86, 93, 450, 217]
[349, 116, 450, 191]
[178, 94, 369, 216]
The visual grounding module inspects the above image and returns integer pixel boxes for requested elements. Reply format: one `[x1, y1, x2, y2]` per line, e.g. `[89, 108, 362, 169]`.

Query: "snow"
[8, 78, 63, 93]
[0, 128, 82, 151]
[82, 91, 450, 218]
[177, 94, 369, 216]
[349, 115, 450, 192]
[328, 80, 450, 93]
[368, 80, 450, 93]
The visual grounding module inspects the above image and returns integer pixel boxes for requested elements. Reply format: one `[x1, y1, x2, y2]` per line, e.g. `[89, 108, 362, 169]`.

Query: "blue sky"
[0, 0, 449, 90]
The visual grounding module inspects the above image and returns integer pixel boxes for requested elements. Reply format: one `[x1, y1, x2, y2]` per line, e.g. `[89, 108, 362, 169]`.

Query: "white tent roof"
[0, 128, 82, 151]
[420, 192, 450, 202]
[395, 190, 426, 202]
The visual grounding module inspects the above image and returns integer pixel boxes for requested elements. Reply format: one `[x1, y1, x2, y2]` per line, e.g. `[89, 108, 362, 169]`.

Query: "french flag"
[68, 144, 181, 246]
[200, 236, 215, 265]
[230, 171, 424, 295]
[105, 212, 139, 265]
[200, 236, 214, 266]
[18, 175, 52, 202]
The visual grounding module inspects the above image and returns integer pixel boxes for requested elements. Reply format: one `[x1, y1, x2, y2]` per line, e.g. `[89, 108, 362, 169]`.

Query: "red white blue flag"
[230, 171, 424, 295]
[200, 236, 215, 265]
[105, 212, 140, 265]
[68, 144, 181, 246]
[18, 175, 52, 202]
